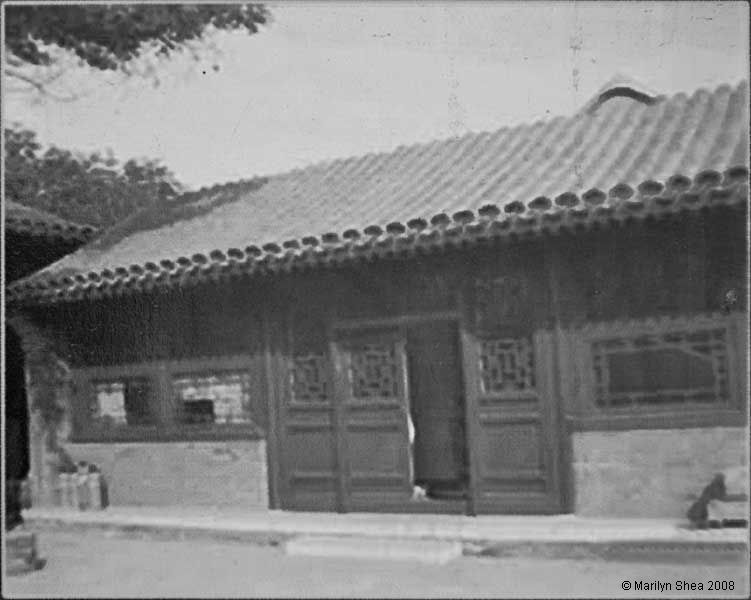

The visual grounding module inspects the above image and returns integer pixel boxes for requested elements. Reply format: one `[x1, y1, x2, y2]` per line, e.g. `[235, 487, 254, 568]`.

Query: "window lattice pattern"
[592, 328, 729, 408]
[349, 344, 398, 399]
[291, 354, 330, 402]
[479, 338, 535, 394]
[172, 371, 252, 424]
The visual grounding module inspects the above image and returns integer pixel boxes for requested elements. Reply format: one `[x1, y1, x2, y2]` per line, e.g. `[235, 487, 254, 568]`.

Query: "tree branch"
[6, 55, 25, 68]
[4, 67, 80, 101]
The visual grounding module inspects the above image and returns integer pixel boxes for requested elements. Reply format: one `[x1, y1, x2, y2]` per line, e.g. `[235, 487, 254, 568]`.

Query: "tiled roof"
[8, 79, 749, 305]
[4, 200, 99, 242]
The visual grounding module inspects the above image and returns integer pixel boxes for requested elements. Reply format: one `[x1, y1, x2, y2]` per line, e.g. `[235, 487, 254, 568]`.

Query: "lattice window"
[478, 338, 535, 394]
[172, 371, 253, 425]
[290, 354, 330, 402]
[592, 327, 730, 408]
[91, 378, 153, 426]
[349, 344, 398, 399]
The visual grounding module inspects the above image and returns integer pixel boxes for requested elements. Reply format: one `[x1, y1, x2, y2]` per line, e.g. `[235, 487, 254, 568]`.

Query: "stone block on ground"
[687, 465, 749, 528]
[707, 500, 749, 524]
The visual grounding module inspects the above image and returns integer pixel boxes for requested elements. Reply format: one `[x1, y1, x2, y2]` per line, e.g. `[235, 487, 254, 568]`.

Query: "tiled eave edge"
[5, 217, 99, 244]
[7, 166, 749, 307]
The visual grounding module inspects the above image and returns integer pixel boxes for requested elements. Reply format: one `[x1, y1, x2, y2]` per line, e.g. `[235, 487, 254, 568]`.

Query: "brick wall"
[63, 441, 269, 509]
[572, 427, 748, 517]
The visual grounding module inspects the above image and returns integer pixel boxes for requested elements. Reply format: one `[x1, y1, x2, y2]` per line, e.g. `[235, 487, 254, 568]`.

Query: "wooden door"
[333, 328, 413, 510]
[280, 351, 339, 512]
[463, 329, 563, 513]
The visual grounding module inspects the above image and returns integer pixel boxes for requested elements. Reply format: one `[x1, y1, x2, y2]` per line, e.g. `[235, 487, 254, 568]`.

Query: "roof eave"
[7, 167, 748, 308]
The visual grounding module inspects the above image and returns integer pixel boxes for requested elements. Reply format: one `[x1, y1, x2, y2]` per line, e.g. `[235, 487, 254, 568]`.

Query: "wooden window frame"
[562, 312, 748, 432]
[70, 355, 265, 443]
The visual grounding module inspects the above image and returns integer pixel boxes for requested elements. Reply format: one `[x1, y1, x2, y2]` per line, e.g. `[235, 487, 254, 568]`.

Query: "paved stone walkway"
[7, 528, 748, 598]
[22, 506, 748, 548]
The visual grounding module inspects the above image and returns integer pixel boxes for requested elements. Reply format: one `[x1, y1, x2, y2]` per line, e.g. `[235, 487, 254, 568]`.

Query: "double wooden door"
[278, 326, 414, 511]
[278, 320, 564, 514]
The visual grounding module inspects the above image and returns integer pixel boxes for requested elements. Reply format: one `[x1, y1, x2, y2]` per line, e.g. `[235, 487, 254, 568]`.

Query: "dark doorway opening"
[406, 321, 469, 502]
[5, 325, 30, 529]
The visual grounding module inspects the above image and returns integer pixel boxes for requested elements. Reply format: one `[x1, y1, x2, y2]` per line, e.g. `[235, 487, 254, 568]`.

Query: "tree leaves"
[4, 4, 270, 226]
[5, 126, 182, 228]
[5, 4, 269, 72]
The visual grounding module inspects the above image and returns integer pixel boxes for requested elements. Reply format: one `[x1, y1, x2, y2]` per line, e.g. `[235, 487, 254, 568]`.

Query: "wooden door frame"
[330, 311, 461, 332]
[263, 308, 282, 509]
[329, 310, 476, 514]
[544, 238, 575, 514]
[457, 315, 481, 516]
[534, 329, 565, 513]
[328, 335, 351, 513]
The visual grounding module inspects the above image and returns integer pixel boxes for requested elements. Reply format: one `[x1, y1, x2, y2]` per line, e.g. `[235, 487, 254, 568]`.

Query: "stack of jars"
[56, 462, 103, 510]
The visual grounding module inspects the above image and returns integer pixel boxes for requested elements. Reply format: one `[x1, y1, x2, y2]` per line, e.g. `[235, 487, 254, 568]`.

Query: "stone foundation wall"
[62, 441, 269, 509]
[572, 427, 748, 517]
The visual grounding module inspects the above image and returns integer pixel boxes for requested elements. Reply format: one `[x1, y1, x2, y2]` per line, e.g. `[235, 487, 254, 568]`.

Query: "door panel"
[280, 353, 338, 511]
[334, 329, 413, 508]
[467, 330, 562, 513]
[282, 414, 339, 510]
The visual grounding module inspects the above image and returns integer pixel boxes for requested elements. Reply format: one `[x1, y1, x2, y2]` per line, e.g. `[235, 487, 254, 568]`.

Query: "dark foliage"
[4, 4, 270, 227]
[4, 126, 182, 228]
[5, 3, 268, 71]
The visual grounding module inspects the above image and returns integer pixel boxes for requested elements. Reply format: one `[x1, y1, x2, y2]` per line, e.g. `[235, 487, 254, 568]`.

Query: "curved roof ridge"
[592, 73, 660, 98]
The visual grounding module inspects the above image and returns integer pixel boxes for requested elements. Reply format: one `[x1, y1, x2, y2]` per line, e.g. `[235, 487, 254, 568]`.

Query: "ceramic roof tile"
[4, 200, 98, 242]
[9, 79, 749, 304]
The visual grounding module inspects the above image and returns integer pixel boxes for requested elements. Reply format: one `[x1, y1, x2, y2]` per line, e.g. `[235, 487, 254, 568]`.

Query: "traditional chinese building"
[6, 80, 748, 517]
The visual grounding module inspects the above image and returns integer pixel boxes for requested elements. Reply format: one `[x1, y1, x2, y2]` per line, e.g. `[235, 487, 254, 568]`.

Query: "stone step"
[284, 535, 463, 564]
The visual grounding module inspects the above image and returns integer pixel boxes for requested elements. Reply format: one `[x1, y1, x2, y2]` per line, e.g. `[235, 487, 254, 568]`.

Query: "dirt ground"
[4, 528, 749, 598]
